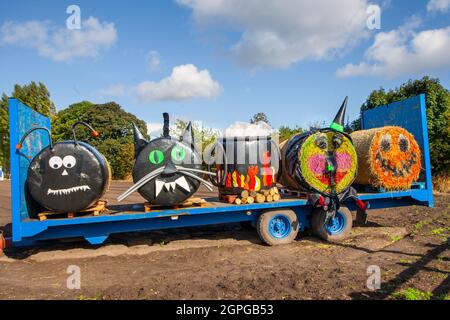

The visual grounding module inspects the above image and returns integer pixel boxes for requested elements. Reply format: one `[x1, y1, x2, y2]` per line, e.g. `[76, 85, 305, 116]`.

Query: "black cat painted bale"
[118, 113, 214, 206]
[18, 122, 110, 213]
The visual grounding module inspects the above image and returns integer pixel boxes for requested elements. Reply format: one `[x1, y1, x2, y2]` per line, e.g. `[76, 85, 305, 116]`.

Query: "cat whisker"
[175, 166, 216, 176]
[117, 167, 164, 202]
[179, 171, 214, 191]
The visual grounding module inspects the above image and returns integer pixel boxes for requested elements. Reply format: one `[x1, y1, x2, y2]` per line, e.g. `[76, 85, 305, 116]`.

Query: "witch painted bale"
[280, 97, 358, 196]
[19, 122, 111, 213]
[350, 126, 421, 190]
[117, 113, 215, 205]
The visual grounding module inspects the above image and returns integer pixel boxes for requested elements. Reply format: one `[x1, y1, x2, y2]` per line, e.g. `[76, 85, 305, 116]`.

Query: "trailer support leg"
[84, 235, 109, 245]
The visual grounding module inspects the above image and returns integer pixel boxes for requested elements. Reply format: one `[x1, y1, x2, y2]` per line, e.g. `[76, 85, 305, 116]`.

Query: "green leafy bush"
[353, 76, 450, 176]
[51, 101, 148, 180]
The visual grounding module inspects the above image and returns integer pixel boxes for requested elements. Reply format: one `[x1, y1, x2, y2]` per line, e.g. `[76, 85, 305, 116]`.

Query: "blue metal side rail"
[7, 95, 433, 247]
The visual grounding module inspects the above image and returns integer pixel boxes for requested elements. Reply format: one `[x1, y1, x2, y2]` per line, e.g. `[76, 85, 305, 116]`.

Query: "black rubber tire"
[257, 209, 299, 246]
[311, 206, 352, 242]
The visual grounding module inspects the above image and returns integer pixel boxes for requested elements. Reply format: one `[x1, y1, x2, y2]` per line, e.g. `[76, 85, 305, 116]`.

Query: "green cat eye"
[149, 150, 164, 165]
[171, 146, 186, 162]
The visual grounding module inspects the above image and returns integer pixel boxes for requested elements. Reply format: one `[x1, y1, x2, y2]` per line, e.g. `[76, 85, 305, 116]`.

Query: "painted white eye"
[63, 155, 77, 168]
[49, 156, 63, 169]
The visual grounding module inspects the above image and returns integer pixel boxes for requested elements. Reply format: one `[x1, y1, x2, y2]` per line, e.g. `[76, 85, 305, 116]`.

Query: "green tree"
[0, 95, 9, 176]
[250, 112, 270, 124]
[278, 125, 303, 142]
[354, 76, 450, 175]
[172, 119, 219, 154]
[12, 81, 56, 116]
[0, 82, 56, 176]
[51, 101, 149, 179]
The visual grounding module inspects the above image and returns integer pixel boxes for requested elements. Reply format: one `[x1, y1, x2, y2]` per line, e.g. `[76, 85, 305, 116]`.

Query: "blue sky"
[1, 0, 450, 134]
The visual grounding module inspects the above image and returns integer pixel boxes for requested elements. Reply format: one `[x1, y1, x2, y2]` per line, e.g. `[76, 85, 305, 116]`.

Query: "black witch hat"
[330, 96, 348, 132]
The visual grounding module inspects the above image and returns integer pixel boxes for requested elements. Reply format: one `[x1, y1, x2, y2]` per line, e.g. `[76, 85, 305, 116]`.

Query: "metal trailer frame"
[6, 95, 433, 247]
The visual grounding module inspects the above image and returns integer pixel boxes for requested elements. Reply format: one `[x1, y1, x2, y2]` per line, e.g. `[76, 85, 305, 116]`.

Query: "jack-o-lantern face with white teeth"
[28, 142, 110, 212]
[370, 126, 421, 188]
[21, 122, 110, 213]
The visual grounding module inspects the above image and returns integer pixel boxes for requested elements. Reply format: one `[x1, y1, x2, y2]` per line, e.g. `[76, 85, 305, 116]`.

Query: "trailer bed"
[6, 94, 433, 247]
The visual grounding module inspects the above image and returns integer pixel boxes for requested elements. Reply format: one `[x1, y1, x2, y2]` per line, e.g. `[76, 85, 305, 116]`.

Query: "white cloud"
[427, 0, 450, 12]
[97, 84, 126, 97]
[177, 0, 370, 68]
[146, 50, 160, 71]
[0, 17, 117, 61]
[136, 64, 222, 101]
[337, 23, 450, 78]
[147, 122, 164, 137]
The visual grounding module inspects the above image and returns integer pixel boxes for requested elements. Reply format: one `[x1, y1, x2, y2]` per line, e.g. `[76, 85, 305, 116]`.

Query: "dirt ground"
[0, 180, 448, 300]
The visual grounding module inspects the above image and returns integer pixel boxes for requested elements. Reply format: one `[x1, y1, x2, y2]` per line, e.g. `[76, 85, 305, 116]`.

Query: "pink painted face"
[299, 130, 357, 194]
[307, 152, 352, 182]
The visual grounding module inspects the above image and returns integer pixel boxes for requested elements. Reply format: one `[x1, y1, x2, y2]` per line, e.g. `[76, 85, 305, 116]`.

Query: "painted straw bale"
[280, 97, 358, 196]
[350, 126, 421, 190]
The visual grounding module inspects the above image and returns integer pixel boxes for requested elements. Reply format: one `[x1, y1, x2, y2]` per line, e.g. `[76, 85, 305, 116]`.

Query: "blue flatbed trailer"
[3, 94, 433, 247]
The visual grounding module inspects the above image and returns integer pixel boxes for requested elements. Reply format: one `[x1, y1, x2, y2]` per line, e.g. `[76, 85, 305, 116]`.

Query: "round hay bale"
[28, 141, 111, 212]
[280, 129, 358, 196]
[350, 126, 421, 190]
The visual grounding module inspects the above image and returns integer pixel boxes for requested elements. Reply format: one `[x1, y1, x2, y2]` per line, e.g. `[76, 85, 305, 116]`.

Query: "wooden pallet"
[37, 200, 108, 221]
[278, 187, 306, 197]
[144, 197, 207, 212]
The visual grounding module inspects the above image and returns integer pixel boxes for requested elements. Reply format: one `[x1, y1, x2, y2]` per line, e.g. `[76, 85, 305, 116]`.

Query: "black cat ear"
[132, 122, 148, 158]
[181, 121, 195, 148]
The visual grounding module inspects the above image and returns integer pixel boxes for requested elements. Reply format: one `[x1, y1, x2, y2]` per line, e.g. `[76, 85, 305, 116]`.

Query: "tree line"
[0, 76, 448, 179]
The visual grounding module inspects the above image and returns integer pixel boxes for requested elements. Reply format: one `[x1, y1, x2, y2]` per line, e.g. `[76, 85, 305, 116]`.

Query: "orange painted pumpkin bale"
[350, 126, 421, 190]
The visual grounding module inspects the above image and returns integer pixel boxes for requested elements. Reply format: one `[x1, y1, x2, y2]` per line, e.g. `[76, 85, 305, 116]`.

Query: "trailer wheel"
[311, 206, 352, 242]
[257, 210, 299, 246]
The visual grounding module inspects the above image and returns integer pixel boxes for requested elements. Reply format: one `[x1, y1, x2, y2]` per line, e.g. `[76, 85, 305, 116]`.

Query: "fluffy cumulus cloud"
[136, 64, 222, 101]
[0, 17, 117, 61]
[337, 24, 450, 78]
[177, 0, 370, 68]
[427, 0, 450, 12]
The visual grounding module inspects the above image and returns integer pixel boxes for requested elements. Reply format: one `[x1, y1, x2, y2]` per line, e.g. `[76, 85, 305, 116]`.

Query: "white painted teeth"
[175, 176, 190, 192]
[47, 185, 91, 196]
[154, 177, 191, 197]
[155, 180, 164, 198]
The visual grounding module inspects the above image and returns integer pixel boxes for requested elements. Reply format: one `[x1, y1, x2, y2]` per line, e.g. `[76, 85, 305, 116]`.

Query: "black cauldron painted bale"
[119, 113, 211, 206]
[212, 136, 279, 195]
[19, 123, 110, 213]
